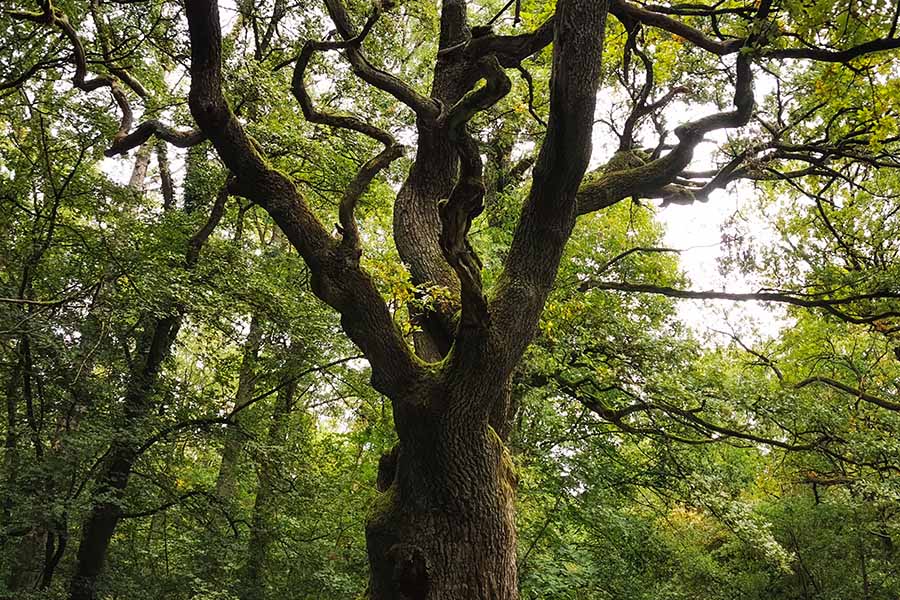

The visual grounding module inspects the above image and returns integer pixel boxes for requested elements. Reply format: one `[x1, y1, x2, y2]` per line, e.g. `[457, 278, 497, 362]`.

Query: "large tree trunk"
[366, 382, 518, 600]
[183, 1, 605, 598]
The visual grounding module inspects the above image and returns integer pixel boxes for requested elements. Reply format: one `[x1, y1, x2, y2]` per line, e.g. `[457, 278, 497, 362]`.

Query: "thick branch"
[609, 0, 743, 56]
[489, 0, 609, 376]
[185, 0, 420, 398]
[435, 57, 512, 329]
[105, 119, 206, 157]
[576, 41, 756, 214]
[461, 17, 556, 67]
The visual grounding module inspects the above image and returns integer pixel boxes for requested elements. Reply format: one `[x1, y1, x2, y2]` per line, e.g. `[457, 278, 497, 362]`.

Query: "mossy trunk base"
[366, 427, 517, 600]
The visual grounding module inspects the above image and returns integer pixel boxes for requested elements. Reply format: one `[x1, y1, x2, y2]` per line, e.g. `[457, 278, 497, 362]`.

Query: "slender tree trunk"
[1, 354, 21, 530]
[68, 315, 182, 600]
[68, 137, 189, 600]
[68, 164, 227, 600]
[2, 351, 40, 596]
[2, 341, 47, 595]
[128, 143, 153, 191]
[156, 139, 176, 210]
[4, 284, 100, 596]
[240, 379, 296, 600]
[203, 313, 264, 586]
[215, 313, 264, 501]
[5, 528, 44, 594]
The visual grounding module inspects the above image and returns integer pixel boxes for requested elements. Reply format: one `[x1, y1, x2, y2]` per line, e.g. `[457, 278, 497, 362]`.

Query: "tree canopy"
[2, 0, 900, 599]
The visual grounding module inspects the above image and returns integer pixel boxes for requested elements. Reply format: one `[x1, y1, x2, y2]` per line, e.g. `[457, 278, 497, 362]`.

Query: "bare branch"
[583, 280, 900, 325]
[576, 19, 759, 214]
[105, 120, 206, 157]
[764, 37, 900, 62]
[291, 38, 396, 148]
[795, 377, 900, 412]
[320, 0, 439, 119]
[609, 0, 743, 56]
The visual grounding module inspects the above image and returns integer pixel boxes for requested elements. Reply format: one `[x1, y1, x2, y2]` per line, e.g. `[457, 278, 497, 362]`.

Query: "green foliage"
[3, 1, 900, 599]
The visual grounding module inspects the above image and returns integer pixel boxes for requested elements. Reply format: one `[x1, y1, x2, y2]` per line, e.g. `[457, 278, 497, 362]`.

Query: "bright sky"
[658, 187, 788, 344]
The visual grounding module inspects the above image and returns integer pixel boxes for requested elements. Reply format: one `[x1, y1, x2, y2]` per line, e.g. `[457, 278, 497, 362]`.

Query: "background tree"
[3, 0, 900, 599]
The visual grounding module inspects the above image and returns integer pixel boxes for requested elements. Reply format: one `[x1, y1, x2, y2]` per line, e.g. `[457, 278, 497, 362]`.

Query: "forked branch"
[290, 12, 405, 253]
[185, 0, 420, 398]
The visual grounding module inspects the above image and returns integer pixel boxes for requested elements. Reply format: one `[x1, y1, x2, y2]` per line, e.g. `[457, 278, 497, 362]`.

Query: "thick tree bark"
[392, 0, 482, 361]
[368, 2, 607, 597]
[182, 1, 605, 597]
[367, 381, 518, 600]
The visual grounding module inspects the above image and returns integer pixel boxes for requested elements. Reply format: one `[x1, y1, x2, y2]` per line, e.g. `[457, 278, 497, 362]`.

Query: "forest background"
[2, 0, 900, 599]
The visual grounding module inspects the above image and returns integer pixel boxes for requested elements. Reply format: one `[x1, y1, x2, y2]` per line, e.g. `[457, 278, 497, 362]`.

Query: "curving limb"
[611, 0, 900, 66]
[338, 143, 405, 253]
[9, 1, 208, 162]
[185, 0, 420, 399]
[10, 3, 135, 139]
[319, 0, 439, 119]
[290, 37, 395, 147]
[609, 0, 744, 56]
[438, 133, 490, 328]
[105, 120, 206, 157]
[795, 377, 900, 412]
[459, 16, 556, 67]
[289, 8, 406, 254]
[515, 64, 547, 128]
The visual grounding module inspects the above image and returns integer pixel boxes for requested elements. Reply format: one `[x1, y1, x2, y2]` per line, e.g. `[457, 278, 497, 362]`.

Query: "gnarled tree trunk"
[367, 383, 518, 600]
[183, 0, 606, 597]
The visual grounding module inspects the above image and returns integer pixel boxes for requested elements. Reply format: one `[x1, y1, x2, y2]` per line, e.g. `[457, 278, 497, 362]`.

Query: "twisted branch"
[438, 56, 512, 329]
